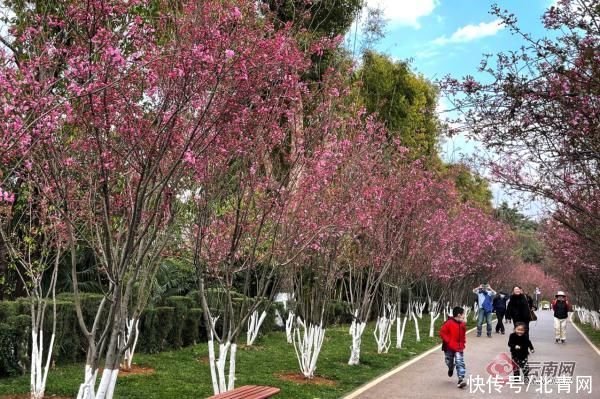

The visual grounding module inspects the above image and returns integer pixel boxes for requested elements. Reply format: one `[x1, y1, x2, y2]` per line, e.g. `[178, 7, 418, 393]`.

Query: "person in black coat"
[506, 286, 535, 349]
[493, 291, 509, 334]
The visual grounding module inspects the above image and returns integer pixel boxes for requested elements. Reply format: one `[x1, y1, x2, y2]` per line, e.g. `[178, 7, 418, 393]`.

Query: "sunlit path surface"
[348, 310, 600, 398]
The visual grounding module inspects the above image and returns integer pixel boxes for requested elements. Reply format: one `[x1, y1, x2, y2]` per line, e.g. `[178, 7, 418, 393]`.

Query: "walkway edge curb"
[342, 323, 484, 399]
[570, 315, 600, 358]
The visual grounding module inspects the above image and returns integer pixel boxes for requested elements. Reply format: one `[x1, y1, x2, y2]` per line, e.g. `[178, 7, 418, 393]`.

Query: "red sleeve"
[439, 321, 450, 342]
[565, 300, 572, 312]
[551, 299, 557, 310]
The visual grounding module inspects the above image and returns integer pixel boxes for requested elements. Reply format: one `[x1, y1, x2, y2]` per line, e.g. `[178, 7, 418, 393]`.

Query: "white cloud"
[415, 49, 440, 60]
[432, 19, 504, 45]
[365, 0, 439, 29]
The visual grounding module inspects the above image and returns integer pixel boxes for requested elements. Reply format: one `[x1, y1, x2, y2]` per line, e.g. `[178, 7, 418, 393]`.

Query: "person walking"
[439, 306, 467, 389]
[493, 291, 509, 334]
[506, 285, 535, 350]
[473, 283, 496, 337]
[508, 322, 534, 381]
[551, 291, 572, 344]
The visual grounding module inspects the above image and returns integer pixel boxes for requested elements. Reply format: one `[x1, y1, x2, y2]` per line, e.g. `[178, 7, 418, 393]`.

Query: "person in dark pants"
[508, 322, 534, 380]
[493, 291, 509, 334]
[506, 285, 535, 350]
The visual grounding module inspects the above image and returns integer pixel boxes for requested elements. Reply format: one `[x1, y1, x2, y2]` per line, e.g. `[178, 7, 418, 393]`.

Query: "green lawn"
[573, 319, 600, 349]
[0, 317, 475, 399]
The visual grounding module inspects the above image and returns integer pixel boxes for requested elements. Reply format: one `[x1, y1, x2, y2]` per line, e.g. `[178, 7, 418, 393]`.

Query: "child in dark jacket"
[439, 306, 467, 389]
[508, 323, 534, 380]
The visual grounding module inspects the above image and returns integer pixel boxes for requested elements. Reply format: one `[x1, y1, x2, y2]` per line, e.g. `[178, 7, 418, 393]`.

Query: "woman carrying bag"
[506, 286, 536, 352]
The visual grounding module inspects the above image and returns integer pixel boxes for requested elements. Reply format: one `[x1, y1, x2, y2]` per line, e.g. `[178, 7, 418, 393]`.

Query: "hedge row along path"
[346, 310, 600, 398]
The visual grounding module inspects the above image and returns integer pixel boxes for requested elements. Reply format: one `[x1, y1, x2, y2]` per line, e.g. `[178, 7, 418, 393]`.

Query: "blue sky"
[347, 0, 558, 217]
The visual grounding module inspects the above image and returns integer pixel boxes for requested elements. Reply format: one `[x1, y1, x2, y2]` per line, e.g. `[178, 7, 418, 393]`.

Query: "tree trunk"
[348, 319, 366, 365]
[292, 318, 325, 378]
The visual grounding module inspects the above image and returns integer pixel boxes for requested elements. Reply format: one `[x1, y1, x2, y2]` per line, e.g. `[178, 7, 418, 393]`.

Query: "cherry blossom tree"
[442, 0, 600, 306]
[0, 177, 64, 399]
[11, 1, 315, 397]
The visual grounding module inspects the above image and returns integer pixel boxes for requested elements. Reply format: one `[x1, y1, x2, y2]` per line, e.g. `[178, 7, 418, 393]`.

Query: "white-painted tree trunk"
[412, 311, 420, 342]
[590, 311, 600, 330]
[122, 318, 140, 370]
[463, 305, 471, 321]
[373, 304, 396, 354]
[415, 301, 425, 318]
[30, 329, 55, 399]
[246, 310, 267, 346]
[429, 302, 441, 337]
[207, 338, 237, 395]
[285, 311, 295, 344]
[292, 318, 325, 378]
[348, 318, 366, 365]
[95, 368, 119, 399]
[395, 314, 408, 349]
[76, 365, 98, 399]
[576, 306, 588, 324]
[443, 303, 451, 321]
[472, 302, 479, 321]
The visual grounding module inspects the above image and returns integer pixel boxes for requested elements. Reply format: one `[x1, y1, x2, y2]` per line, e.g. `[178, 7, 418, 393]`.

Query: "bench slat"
[207, 385, 280, 399]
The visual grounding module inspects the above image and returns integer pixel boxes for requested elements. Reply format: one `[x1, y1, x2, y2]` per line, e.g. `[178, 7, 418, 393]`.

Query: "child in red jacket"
[439, 306, 467, 389]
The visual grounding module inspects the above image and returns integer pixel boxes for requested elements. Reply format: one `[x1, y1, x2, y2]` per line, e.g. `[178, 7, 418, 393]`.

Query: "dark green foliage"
[49, 301, 80, 363]
[183, 308, 204, 346]
[444, 163, 493, 210]
[357, 51, 441, 161]
[0, 292, 288, 371]
[327, 299, 352, 324]
[139, 307, 175, 353]
[494, 202, 544, 263]
[163, 296, 195, 349]
[0, 314, 30, 376]
[0, 301, 18, 320]
[149, 259, 196, 305]
[263, 0, 362, 37]
[494, 202, 539, 231]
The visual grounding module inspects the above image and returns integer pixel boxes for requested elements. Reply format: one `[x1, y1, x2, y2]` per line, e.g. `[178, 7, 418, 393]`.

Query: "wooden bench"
[206, 385, 280, 399]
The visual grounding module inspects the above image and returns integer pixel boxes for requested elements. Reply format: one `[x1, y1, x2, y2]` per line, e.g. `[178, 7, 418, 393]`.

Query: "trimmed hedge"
[0, 314, 30, 377]
[0, 291, 313, 376]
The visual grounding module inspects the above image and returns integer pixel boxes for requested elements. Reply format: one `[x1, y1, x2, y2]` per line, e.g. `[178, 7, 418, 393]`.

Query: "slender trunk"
[412, 311, 420, 342]
[76, 365, 98, 399]
[122, 318, 140, 370]
[207, 334, 219, 395]
[396, 314, 408, 349]
[285, 311, 294, 344]
[246, 310, 267, 346]
[30, 252, 60, 399]
[207, 339, 236, 395]
[463, 304, 471, 321]
[292, 318, 325, 378]
[429, 302, 440, 338]
[348, 319, 366, 365]
[95, 291, 125, 399]
[373, 304, 396, 354]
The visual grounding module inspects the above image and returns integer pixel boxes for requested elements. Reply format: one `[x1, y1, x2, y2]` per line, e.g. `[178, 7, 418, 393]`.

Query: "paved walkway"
[346, 310, 600, 398]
